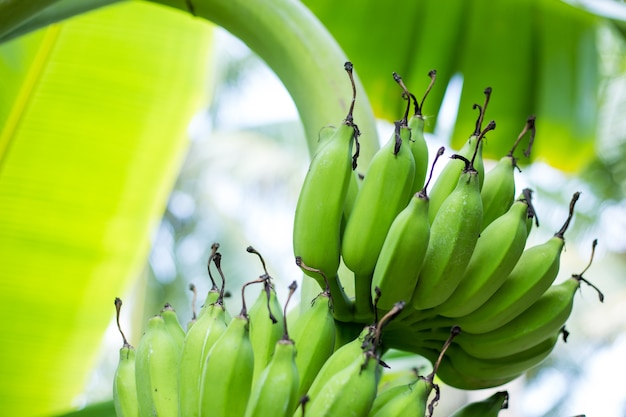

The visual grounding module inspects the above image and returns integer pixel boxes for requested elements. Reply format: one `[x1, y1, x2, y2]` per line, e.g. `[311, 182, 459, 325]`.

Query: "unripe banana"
[135, 315, 180, 417]
[244, 281, 299, 417]
[394, 70, 437, 194]
[428, 352, 519, 391]
[303, 324, 375, 403]
[178, 301, 228, 417]
[443, 334, 559, 383]
[448, 391, 509, 417]
[113, 298, 139, 417]
[199, 313, 254, 417]
[411, 143, 490, 310]
[303, 350, 381, 417]
[371, 147, 445, 311]
[114, 346, 140, 417]
[369, 325, 459, 417]
[290, 290, 336, 397]
[244, 340, 299, 417]
[199, 278, 260, 417]
[434, 194, 531, 318]
[456, 239, 603, 359]
[341, 118, 416, 319]
[455, 192, 580, 333]
[480, 116, 535, 231]
[248, 280, 284, 386]
[293, 62, 360, 282]
[368, 380, 429, 417]
[427, 88, 492, 222]
[161, 303, 186, 350]
[179, 247, 229, 417]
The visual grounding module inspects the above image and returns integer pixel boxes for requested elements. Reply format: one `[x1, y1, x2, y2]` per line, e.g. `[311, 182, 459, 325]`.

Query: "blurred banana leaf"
[302, 0, 604, 172]
[0, 2, 213, 416]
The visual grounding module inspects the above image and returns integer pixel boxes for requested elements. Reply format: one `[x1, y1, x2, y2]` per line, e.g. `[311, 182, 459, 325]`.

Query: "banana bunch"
[113, 239, 600, 416]
[112, 62, 603, 416]
[113, 246, 456, 417]
[292, 62, 604, 390]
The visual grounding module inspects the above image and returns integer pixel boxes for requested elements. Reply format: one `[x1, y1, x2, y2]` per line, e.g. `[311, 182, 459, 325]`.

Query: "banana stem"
[353, 273, 375, 323]
[152, 0, 380, 160]
[325, 274, 355, 322]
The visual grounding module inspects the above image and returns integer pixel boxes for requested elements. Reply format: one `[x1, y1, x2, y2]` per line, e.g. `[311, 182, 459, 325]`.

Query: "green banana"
[429, 353, 519, 391]
[301, 304, 408, 417]
[427, 88, 492, 222]
[248, 282, 284, 385]
[161, 303, 186, 350]
[199, 279, 259, 417]
[245, 249, 285, 386]
[480, 116, 535, 231]
[293, 62, 360, 282]
[375, 366, 421, 395]
[368, 326, 459, 417]
[303, 350, 381, 417]
[456, 239, 603, 359]
[368, 379, 432, 417]
[302, 324, 376, 403]
[290, 287, 336, 397]
[113, 298, 139, 417]
[395, 70, 437, 194]
[411, 132, 492, 310]
[135, 314, 180, 417]
[341, 115, 416, 319]
[448, 391, 509, 417]
[415, 332, 558, 390]
[244, 281, 299, 417]
[371, 146, 445, 311]
[180, 305, 229, 416]
[457, 280, 576, 359]
[178, 300, 228, 417]
[178, 246, 228, 417]
[115, 345, 139, 417]
[455, 192, 580, 333]
[434, 193, 531, 318]
[444, 334, 559, 383]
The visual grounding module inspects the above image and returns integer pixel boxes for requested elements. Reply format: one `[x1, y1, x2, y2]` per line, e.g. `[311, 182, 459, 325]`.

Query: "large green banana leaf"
[0, 2, 213, 416]
[302, 0, 603, 172]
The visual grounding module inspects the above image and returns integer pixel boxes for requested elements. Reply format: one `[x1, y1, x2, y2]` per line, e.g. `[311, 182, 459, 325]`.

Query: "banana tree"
[0, 0, 621, 416]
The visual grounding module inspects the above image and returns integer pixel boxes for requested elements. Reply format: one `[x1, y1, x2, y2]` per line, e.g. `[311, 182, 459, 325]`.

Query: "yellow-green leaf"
[0, 2, 213, 416]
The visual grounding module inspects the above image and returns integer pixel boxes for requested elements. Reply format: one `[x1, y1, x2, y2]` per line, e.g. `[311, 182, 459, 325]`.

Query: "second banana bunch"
[113, 246, 519, 417]
[113, 240, 597, 417]
[292, 63, 604, 390]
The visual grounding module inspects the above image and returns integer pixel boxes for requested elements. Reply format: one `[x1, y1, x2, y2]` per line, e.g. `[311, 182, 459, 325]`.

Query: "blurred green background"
[0, 0, 625, 416]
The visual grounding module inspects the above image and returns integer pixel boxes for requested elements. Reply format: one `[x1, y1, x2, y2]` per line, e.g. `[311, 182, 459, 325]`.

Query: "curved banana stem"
[151, 0, 380, 160]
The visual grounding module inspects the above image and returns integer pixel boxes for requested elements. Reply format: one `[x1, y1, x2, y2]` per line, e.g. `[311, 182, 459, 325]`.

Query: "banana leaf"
[0, 2, 213, 415]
